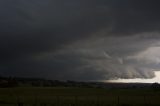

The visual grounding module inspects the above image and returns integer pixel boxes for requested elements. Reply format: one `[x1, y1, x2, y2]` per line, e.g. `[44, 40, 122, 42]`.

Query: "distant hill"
[0, 76, 157, 89]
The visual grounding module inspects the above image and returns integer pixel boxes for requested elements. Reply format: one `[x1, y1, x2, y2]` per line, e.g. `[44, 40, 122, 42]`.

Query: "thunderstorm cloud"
[1, 0, 160, 80]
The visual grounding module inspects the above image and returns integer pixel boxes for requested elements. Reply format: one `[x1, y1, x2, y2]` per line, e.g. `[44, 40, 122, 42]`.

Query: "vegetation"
[1, 77, 160, 106]
[0, 87, 160, 106]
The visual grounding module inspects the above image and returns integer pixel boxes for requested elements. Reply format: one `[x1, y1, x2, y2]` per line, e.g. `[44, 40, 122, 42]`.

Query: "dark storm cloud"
[106, 0, 160, 34]
[0, 0, 112, 61]
[1, 0, 160, 80]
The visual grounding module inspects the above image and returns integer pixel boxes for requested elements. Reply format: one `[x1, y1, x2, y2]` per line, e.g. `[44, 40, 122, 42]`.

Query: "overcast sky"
[1, 0, 160, 81]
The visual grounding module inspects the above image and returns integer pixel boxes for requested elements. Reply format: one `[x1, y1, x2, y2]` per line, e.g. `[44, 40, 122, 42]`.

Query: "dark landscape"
[0, 76, 160, 106]
[1, 0, 160, 106]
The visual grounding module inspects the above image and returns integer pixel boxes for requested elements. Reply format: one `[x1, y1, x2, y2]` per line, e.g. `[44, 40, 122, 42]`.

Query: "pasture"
[0, 87, 160, 106]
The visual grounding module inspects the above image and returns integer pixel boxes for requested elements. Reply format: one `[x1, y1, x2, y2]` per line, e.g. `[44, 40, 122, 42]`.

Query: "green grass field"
[0, 87, 160, 106]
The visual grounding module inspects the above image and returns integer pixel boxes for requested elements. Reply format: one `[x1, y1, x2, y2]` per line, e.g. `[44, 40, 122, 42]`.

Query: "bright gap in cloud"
[107, 71, 160, 83]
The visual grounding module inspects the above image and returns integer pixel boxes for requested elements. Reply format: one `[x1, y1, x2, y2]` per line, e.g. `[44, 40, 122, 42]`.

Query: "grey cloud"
[1, 0, 160, 80]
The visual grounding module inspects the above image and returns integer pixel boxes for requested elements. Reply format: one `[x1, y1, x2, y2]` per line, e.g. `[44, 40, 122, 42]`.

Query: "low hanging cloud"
[1, 0, 160, 80]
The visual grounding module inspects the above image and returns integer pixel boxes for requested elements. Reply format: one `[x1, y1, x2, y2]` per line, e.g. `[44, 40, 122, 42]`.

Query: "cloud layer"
[1, 0, 160, 80]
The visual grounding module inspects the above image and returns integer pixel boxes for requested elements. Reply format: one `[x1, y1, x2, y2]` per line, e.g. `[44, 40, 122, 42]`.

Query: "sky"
[108, 71, 160, 83]
[1, 0, 160, 81]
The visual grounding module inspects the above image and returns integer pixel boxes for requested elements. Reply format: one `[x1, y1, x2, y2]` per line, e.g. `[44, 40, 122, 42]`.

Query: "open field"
[0, 87, 160, 106]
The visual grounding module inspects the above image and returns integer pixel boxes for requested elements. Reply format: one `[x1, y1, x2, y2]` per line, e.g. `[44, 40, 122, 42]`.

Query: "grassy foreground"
[0, 87, 160, 106]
